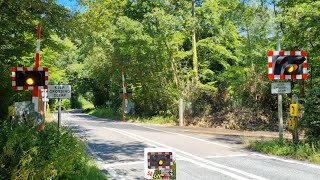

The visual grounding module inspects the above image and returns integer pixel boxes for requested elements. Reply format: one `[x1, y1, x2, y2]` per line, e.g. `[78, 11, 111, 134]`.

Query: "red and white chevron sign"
[11, 67, 48, 90]
[268, 50, 307, 80]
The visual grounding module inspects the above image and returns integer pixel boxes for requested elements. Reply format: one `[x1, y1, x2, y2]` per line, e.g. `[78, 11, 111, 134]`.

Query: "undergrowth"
[88, 108, 121, 120]
[88, 108, 177, 125]
[0, 121, 106, 179]
[248, 139, 320, 164]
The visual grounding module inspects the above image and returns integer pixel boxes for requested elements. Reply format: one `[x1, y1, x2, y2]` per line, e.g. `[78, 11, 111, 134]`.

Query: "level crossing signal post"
[11, 24, 48, 130]
[268, 49, 307, 144]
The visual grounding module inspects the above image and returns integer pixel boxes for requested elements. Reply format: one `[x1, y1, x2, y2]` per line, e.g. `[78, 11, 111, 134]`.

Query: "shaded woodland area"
[1, 0, 320, 134]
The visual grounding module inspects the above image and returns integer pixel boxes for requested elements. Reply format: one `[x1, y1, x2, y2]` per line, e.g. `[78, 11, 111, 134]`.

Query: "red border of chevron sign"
[11, 67, 48, 91]
[268, 51, 307, 80]
[147, 152, 173, 169]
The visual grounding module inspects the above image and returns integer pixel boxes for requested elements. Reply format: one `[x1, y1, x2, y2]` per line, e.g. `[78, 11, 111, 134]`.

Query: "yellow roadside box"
[290, 104, 298, 117]
[288, 118, 297, 129]
[8, 105, 14, 117]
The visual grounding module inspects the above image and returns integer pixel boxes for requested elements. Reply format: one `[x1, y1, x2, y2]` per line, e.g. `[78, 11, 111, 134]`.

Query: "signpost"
[272, 81, 291, 142]
[48, 85, 71, 99]
[48, 85, 71, 129]
[271, 82, 291, 94]
[268, 41, 306, 144]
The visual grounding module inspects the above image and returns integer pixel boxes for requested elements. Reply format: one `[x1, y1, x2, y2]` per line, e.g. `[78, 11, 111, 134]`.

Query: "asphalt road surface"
[57, 111, 320, 180]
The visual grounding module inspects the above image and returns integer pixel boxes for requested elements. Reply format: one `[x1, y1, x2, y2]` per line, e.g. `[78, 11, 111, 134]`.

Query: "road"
[58, 111, 320, 180]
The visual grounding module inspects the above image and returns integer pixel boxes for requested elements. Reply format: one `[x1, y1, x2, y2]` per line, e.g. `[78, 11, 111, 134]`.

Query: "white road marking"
[105, 127, 269, 180]
[206, 154, 249, 159]
[252, 153, 320, 170]
[132, 123, 231, 148]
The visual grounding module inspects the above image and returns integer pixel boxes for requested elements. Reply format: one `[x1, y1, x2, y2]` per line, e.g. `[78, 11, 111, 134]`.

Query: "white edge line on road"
[105, 127, 270, 180]
[206, 154, 249, 159]
[132, 123, 231, 148]
[252, 153, 320, 170]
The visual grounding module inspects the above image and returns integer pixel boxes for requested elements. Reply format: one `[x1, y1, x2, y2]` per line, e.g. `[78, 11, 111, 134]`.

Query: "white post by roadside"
[276, 40, 284, 143]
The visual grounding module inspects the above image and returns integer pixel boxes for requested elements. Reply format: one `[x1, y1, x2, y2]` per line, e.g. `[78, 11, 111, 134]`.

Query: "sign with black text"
[271, 82, 291, 94]
[48, 85, 71, 99]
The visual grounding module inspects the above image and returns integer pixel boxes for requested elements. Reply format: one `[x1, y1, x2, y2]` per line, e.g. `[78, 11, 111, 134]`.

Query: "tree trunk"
[192, 0, 198, 86]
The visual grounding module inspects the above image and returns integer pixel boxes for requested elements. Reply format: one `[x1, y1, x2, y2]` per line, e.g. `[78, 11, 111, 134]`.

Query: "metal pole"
[58, 99, 61, 129]
[277, 40, 284, 143]
[32, 23, 41, 113]
[179, 98, 184, 127]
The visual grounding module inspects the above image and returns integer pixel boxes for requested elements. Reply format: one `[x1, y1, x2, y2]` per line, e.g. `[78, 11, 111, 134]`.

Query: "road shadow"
[210, 136, 244, 145]
[87, 140, 146, 180]
[87, 140, 146, 163]
[69, 113, 158, 133]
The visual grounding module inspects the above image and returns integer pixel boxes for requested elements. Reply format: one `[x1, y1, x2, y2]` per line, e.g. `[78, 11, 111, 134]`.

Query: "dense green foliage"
[0, 121, 106, 179]
[302, 85, 320, 142]
[248, 139, 320, 164]
[0, 0, 319, 140]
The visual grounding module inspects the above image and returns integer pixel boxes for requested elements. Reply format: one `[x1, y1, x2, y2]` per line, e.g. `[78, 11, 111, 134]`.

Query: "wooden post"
[179, 98, 184, 127]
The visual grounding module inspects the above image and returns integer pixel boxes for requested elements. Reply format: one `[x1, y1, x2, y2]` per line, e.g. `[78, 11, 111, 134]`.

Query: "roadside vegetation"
[87, 108, 121, 121]
[248, 85, 320, 164]
[1, 0, 320, 165]
[248, 139, 320, 164]
[2, 0, 320, 133]
[87, 108, 177, 125]
[0, 121, 106, 179]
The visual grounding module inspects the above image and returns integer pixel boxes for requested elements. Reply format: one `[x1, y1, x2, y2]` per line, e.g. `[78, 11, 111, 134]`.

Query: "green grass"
[78, 96, 95, 110]
[87, 108, 177, 125]
[247, 139, 320, 164]
[88, 107, 122, 120]
[45, 112, 53, 118]
[0, 121, 107, 179]
[127, 115, 177, 125]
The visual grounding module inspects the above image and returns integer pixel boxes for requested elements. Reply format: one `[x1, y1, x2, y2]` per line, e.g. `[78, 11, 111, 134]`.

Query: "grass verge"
[87, 108, 177, 125]
[87, 108, 121, 120]
[0, 121, 107, 179]
[127, 115, 177, 125]
[247, 139, 320, 164]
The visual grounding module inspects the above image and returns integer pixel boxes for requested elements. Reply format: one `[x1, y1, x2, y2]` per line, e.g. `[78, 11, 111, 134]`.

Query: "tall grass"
[88, 108, 121, 120]
[248, 139, 320, 164]
[88, 108, 177, 124]
[127, 115, 177, 125]
[0, 121, 106, 179]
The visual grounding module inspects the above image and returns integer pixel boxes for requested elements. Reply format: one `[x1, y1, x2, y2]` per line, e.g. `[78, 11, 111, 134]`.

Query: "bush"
[0, 122, 106, 179]
[302, 87, 320, 142]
